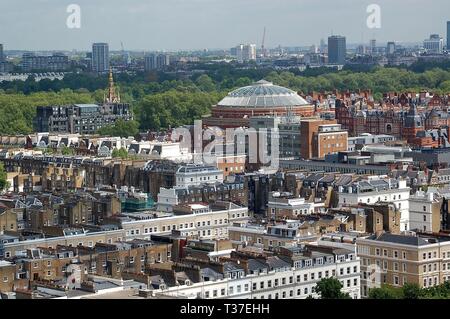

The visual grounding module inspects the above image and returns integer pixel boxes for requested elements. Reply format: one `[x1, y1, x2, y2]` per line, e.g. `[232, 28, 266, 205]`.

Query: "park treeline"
[1, 63, 450, 135]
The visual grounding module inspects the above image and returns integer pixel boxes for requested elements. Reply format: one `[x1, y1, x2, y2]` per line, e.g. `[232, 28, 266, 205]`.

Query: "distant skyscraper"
[447, 21, 450, 49]
[233, 44, 256, 63]
[144, 54, 156, 71]
[327, 35, 346, 65]
[92, 43, 110, 73]
[320, 38, 326, 53]
[356, 45, 366, 55]
[370, 39, 376, 54]
[156, 54, 170, 69]
[423, 34, 444, 54]
[386, 41, 396, 55]
[310, 44, 319, 54]
[0, 44, 4, 63]
[144, 53, 170, 71]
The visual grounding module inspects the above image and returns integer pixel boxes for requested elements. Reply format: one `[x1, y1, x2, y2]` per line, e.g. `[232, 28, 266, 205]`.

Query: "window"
[393, 276, 399, 285]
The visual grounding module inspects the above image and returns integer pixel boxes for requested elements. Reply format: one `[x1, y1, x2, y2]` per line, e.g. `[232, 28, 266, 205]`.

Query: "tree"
[195, 74, 216, 92]
[97, 119, 140, 138]
[0, 163, 7, 191]
[136, 90, 223, 131]
[112, 147, 128, 159]
[315, 277, 351, 299]
[368, 286, 399, 299]
[61, 146, 74, 156]
[402, 283, 422, 299]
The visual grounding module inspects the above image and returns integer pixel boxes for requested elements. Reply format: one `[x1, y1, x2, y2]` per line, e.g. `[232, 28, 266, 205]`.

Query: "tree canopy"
[368, 282, 450, 299]
[112, 147, 129, 159]
[315, 277, 351, 299]
[1, 66, 450, 135]
[97, 119, 140, 138]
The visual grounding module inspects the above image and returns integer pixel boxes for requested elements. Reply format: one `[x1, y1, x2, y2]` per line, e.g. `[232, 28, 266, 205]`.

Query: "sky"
[0, 0, 449, 51]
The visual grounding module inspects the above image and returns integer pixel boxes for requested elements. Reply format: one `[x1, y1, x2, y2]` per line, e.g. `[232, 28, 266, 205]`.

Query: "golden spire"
[105, 67, 120, 104]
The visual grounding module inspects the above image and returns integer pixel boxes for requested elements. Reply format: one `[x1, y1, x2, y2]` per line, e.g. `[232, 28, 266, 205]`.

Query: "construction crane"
[261, 27, 267, 58]
[120, 41, 131, 65]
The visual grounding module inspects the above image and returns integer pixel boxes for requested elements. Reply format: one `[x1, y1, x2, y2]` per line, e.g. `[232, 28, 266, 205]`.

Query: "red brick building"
[204, 80, 315, 129]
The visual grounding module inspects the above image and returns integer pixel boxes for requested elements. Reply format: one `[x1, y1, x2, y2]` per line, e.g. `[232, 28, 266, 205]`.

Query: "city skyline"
[0, 0, 449, 51]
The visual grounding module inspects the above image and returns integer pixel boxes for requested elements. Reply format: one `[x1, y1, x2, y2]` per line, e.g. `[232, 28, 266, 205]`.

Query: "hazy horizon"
[0, 0, 448, 51]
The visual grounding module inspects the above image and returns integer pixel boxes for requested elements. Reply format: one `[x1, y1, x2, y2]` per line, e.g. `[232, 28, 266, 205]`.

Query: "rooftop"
[217, 80, 309, 108]
[367, 233, 450, 246]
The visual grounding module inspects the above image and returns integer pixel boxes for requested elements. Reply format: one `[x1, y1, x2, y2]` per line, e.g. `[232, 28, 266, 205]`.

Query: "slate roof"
[370, 233, 429, 246]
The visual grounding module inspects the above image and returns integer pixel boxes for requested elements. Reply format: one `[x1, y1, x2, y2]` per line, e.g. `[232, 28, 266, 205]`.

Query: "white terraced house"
[149, 246, 360, 300]
[338, 176, 411, 231]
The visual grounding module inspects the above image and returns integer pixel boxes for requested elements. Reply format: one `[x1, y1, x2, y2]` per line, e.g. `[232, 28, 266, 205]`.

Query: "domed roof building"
[204, 80, 315, 128]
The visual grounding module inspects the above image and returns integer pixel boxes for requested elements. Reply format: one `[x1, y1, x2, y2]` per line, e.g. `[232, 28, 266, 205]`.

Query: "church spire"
[105, 67, 120, 104]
